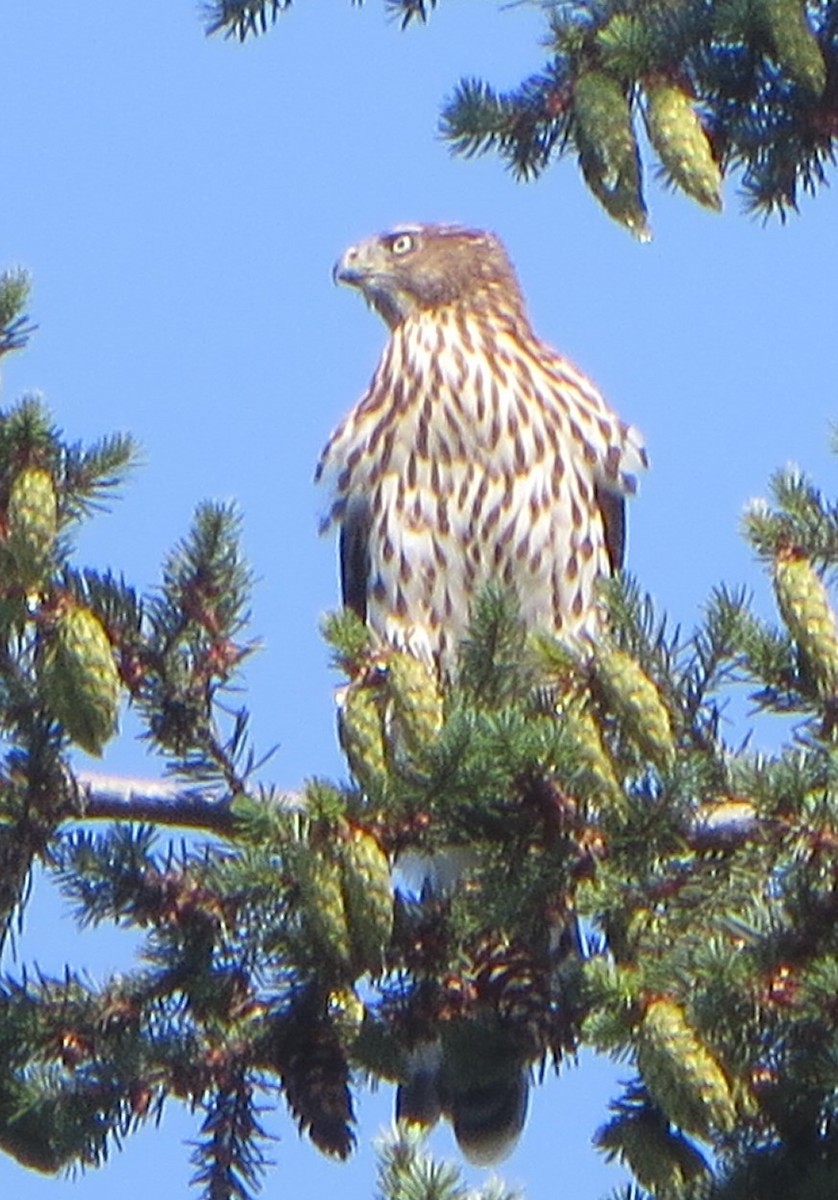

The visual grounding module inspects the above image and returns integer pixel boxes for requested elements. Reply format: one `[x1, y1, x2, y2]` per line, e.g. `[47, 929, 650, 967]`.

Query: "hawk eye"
[390, 233, 415, 257]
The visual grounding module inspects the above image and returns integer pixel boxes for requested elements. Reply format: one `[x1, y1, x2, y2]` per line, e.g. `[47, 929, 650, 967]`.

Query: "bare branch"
[72, 771, 303, 835]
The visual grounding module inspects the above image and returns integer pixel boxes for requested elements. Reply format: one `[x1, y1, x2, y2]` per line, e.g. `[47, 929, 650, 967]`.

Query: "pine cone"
[40, 602, 120, 755]
[0, 1086, 64, 1174]
[338, 822, 393, 973]
[293, 844, 352, 969]
[637, 998, 736, 1138]
[760, 0, 826, 96]
[645, 79, 722, 211]
[560, 696, 624, 807]
[595, 1103, 710, 1193]
[470, 936, 548, 1030]
[593, 646, 675, 768]
[573, 69, 650, 240]
[385, 651, 443, 756]
[7, 466, 57, 590]
[773, 546, 838, 697]
[337, 677, 388, 795]
[275, 1012, 355, 1159]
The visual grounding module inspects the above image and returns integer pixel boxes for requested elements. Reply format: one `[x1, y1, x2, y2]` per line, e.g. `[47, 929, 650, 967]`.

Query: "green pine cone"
[573, 69, 650, 240]
[774, 548, 838, 696]
[594, 646, 675, 768]
[595, 1107, 710, 1193]
[338, 679, 388, 795]
[294, 845, 353, 968]
[338, 823, 393, 973]
[561, 697, 624, 807]
[7, 466, 57, 589]
[645, 80, 722, 211]
[41, 604, 120, 755]
[761, 0, 826, 95]
[386, 651, 443, 755]
[637, 998, 736, 1138]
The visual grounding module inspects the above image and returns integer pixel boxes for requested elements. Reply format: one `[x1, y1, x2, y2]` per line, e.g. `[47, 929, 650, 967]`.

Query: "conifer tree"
[2, 263, 838, 1200]
[203, 0, 838, 235]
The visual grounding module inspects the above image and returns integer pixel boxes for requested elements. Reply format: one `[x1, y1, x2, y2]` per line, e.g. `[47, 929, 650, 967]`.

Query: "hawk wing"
[595, 484, 626, 573]
[339, 496, 372, 622]
[535, 347, 645, 577]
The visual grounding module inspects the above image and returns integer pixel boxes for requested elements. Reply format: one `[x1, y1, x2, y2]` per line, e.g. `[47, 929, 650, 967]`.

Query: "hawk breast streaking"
[317, 223, 647, 670]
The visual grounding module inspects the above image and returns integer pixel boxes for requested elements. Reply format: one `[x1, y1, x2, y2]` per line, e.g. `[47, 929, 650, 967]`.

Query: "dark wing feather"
[595, 484, 626, 573]
[339, 498, 372, 621]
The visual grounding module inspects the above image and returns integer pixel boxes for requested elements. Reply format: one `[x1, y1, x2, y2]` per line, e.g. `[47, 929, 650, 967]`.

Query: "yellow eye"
[390, 233, 415, 256]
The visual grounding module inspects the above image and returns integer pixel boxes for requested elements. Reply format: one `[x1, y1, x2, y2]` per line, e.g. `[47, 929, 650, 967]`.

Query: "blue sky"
[1, 2, 837, 1197]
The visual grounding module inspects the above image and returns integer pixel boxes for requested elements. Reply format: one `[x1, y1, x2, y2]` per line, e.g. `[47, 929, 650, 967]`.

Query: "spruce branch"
[385, 0, 437, 30]
[374, 1126, 523, 1200]
[139, 502, 260, 791]
[208, 0, 838, 232]
[201, 0, 289, 41]
[59, 431, 138, 520]
[678, 583, 751, 746]
[70, 771, 303, 833]
[440, 68, 571, 183]
[0, 270, 36, 358]
[744, 466, 838, 563]
[456, 584, 537, 707]
[9, 315, 838, 1194]
[189, 1079, 272, 1200]
[595, 1086, 711, 1195]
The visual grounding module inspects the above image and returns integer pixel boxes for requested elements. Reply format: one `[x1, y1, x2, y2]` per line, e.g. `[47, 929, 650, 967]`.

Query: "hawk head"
[333, 223, 522, 329]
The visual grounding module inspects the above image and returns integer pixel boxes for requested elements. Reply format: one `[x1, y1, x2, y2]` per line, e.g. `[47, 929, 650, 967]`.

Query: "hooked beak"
[332, 245, 365, 287]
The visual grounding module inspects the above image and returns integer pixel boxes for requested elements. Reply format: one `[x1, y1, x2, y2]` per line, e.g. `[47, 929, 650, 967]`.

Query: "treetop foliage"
[202, 0, 838, 236]
[2, 272, 838, 1200]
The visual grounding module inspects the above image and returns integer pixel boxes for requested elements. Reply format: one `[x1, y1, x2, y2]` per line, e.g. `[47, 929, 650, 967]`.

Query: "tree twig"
[72, 771, 303, 836]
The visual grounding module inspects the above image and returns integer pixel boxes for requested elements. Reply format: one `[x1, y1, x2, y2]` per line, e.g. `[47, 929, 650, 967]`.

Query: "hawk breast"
[318, 306, 646, 668]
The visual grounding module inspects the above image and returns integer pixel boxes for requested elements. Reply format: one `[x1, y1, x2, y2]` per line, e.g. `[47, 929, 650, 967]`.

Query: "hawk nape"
[316, 223, 646, 1164]
[317, 223, 647, 674]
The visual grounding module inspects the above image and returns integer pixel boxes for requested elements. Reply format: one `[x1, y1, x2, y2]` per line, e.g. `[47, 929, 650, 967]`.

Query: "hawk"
[317, 223, 646, 670]
[316, 223, 647, 1165]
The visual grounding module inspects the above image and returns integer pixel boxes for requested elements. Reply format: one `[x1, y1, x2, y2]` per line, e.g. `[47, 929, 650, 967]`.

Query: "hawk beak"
[333, 246, 365, 287]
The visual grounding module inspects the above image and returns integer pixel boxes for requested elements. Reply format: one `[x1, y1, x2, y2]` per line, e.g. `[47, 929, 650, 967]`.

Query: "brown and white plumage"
[317, 223, 647, 670]
[318, 224, 646, 1163]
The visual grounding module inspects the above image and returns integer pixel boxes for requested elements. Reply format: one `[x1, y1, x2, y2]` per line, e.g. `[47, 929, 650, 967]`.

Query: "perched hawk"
[317, 224, 646, 1165]
[317, 223, 646, 670]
